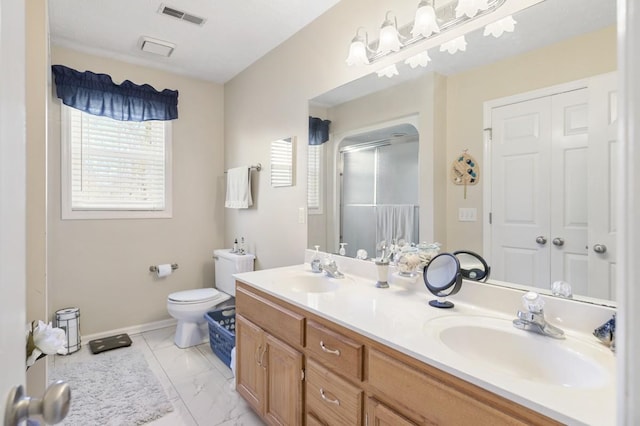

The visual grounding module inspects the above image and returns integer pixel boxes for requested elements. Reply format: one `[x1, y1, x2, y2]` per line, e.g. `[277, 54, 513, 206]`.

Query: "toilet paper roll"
[156, 264, 173, 278]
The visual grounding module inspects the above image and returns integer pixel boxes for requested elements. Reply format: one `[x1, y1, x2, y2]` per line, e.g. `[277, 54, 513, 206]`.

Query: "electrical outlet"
[458, 207, 477, 222]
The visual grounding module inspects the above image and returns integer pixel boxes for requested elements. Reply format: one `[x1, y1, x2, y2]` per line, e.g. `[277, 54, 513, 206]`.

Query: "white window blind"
[62, 105, 172, 219]
[307, 144, 323, 213]
[270, 137, 294, 187]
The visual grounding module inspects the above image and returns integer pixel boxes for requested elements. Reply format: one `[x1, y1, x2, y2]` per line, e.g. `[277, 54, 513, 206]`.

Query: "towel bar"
[224, 163, 261, 173]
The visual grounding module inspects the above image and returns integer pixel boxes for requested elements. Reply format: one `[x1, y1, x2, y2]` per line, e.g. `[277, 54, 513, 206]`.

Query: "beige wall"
[26, 0, 48, 396]
[47, 47, 225, 335]
[445, 25, 617, 253]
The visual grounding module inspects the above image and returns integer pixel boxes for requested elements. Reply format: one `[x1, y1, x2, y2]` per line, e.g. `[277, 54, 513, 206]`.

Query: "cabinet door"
[236, 314, 265, 416]
[263, 334, 303, 426]
[366, 398, 417, 426]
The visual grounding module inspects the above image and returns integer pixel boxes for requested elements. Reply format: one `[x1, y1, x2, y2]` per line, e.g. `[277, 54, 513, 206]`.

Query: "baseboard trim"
[82, 318, 177, 342]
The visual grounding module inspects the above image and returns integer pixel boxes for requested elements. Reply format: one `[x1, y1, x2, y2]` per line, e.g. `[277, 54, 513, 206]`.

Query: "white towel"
[375, 205, 416, 245]
[225, 166, 253, 209]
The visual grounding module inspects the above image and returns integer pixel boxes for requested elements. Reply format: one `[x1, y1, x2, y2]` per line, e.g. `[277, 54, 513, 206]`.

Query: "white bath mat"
[50, 347, 173, 425]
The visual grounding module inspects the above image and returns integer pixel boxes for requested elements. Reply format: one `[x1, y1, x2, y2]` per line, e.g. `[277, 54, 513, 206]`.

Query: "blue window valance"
[309, 116, 331, 145]
[51, 65, 179, 121]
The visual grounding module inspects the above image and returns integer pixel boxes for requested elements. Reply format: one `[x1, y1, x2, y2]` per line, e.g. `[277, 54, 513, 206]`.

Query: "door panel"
[236, 315, 265, 416]
[588, 72, 618, 299]
[550, 89, 589, 285]
[491, 97, 551, 288]
[263, 334, 303, 426]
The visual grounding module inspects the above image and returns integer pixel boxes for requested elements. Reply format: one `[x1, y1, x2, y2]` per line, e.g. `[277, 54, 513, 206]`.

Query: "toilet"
[167, 249, 255, 348]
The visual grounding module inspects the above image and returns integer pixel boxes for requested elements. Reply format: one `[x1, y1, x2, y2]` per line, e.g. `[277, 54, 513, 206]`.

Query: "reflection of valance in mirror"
[308, 116, 331, 145]
[51, 64, 179, 121]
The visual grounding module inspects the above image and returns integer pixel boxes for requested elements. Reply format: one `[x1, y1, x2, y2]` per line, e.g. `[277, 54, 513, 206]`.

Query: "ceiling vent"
[158, 4, 206, 26]
[140, 36, 176, 57]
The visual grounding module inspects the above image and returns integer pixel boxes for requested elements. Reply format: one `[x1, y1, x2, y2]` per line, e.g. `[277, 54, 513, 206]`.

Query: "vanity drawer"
[306, 320, 363, 381]
[306, 359, 363, 425]
[235, 285, 305, 347]
[368, 348, 556, 425]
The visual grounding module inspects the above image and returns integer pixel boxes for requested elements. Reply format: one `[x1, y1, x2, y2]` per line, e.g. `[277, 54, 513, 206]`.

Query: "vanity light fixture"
[405, 51, 432, 68]
[376, 64, 399, 78]
[455, 0, 490, 19]
[345, 0, 505, 68]
[346, 27, 372, 66]
[483, 15, 517, 38]
[377, 11, 403, 55]
[440, 35, 467, 54]
[411, 0, 440, 38]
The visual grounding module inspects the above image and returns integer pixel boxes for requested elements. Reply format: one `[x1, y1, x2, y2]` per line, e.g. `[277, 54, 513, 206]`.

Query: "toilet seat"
[168, 288, 228, 305]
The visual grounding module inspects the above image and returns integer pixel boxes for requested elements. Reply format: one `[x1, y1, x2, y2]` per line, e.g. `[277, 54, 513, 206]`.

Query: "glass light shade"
[405, 51, 431, 68]
[376, 64, 399, 78]
[455, 0, 490, 19]
[483, 15, 517, 38]
[346, 39, 370, 66]
[411, 2, 440, 38]
[377, 22, 403, 54]
[440, 35, 467, 54]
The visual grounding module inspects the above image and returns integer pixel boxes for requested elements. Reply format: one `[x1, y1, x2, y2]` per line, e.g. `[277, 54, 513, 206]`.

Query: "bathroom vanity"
[234, 254, 615, 425]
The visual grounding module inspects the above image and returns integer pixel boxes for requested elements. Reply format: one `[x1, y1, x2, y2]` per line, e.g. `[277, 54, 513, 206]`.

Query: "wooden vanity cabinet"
[235, 281, 561, 426]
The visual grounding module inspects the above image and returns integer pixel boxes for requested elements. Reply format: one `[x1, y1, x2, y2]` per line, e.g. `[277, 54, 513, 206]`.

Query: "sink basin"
[425, 315, 613, 389]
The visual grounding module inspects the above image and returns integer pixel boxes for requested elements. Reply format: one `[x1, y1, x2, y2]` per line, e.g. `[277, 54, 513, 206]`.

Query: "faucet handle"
[522, 291, 545, 313]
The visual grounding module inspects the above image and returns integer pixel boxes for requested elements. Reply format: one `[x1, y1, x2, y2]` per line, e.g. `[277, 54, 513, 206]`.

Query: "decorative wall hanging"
[450, 149, 479, 199]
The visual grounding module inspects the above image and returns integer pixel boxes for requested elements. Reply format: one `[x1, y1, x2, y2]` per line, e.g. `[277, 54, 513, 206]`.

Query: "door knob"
[4, 381, 70, 426]
[535, 236, 547, 245]
[593, 244, 608, 254]
[552, 237, 565, 246]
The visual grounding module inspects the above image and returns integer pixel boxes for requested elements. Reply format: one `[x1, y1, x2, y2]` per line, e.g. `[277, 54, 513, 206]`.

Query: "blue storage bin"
[205, 306, 236, 368]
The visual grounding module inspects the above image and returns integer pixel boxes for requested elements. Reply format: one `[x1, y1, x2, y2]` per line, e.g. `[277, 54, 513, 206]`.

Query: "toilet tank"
[213, 249, 255, 296]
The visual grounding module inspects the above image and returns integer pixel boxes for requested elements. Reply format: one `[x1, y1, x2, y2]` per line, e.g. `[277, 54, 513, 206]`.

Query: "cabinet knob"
[319, 340, 341, 356]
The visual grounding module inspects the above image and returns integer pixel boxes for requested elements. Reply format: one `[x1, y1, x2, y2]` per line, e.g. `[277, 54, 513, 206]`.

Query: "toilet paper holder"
[149, 263, 179, 273]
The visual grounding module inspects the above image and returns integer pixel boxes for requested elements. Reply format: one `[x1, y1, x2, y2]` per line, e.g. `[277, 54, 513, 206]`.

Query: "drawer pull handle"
[319, 340, 341, 356]
[255, 345, 262, 366]
[319, 388, 340, 406]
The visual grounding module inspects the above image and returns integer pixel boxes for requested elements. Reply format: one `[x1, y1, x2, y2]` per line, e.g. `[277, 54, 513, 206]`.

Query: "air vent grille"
[158, 4, 206, 26]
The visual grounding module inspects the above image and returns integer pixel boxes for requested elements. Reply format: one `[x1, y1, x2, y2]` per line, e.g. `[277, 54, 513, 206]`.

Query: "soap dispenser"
[339, 243, 347, 256]
[311, 245, 322, 273]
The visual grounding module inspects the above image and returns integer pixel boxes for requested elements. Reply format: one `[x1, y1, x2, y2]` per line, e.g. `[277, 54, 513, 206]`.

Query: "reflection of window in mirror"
[271, 137, 295, 187]
[307, 143, 324, 214]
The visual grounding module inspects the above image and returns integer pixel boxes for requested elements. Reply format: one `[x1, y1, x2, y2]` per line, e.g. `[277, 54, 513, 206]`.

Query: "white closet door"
[549, 89, 589, 288]
[587, 72, 618, 299]
[490, 97, 551, 289]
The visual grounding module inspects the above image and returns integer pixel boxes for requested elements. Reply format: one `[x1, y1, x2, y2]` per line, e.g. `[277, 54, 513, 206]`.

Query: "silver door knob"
[535, 236, 547, 245]
[593, 244, 608, 254]
[552, 237, 565, 247]
[4, 381, 70, 426]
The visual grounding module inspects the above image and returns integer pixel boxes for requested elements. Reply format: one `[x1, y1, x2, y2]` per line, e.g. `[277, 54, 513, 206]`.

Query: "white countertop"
[234, 255, 616, 425]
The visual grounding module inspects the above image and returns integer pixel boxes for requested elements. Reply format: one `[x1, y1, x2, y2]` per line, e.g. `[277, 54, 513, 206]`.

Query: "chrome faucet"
[319, 255, 344, 279]
[513, 292, 565, 339]
[593, 314, 616, 352]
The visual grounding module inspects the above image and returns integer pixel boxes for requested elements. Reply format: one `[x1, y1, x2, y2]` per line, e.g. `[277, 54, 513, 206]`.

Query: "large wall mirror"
[307, 0, 617, 305]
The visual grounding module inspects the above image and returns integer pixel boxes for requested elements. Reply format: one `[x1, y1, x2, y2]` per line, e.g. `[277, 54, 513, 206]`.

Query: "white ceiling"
[48, 0, 341, 84]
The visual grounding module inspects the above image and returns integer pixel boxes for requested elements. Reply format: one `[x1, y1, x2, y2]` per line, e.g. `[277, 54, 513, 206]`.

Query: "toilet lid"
[168, 288, 224, 303]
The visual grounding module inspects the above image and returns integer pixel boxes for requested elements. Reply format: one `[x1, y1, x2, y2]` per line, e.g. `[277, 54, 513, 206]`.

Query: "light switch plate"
[458, 207, 477, 222]
[298, 207, 306, 224]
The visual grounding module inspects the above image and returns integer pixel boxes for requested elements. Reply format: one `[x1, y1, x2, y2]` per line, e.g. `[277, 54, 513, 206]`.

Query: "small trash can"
[55, 307, 81, 355]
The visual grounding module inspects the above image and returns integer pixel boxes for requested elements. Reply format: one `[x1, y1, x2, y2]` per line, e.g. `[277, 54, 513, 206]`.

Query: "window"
[307, 144, 324, 214]
[61, 105, 172, 219]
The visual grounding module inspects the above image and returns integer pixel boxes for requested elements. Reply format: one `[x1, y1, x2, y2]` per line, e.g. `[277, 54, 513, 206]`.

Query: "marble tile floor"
[51, 326, 264, 426]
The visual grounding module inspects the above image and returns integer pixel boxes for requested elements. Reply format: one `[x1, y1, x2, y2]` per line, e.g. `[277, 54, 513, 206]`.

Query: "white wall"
[47, 47, 225, 335]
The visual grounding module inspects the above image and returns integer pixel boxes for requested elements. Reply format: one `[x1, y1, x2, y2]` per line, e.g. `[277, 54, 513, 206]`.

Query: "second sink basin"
[425, 315, 613, 389]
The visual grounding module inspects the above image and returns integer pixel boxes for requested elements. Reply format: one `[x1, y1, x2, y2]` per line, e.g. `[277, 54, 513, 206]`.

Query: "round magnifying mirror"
[423, 253, 462, 308]
[452, 250, 491, 282]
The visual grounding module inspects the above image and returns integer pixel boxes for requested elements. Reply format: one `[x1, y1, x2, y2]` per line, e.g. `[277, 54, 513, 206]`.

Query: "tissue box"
[205, 307, 236, 368]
